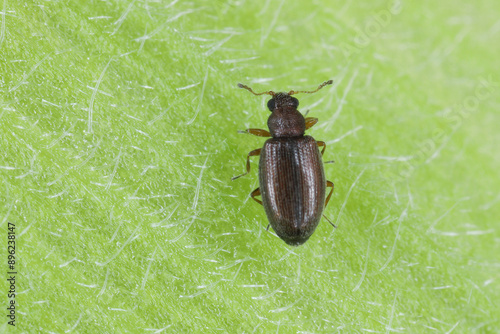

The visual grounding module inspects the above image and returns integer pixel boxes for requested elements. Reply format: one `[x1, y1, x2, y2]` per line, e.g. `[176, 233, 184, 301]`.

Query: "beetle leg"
[324, 180, 336, 228]
[250, 187, 263, 205]
[316, 141, 326, 155]
[250, 189, 269, 230]
[325, 180, 334, 207]
[323, 214, 337, 228]
[305, 117, 318, 130]
[238, 128, 271, 137]
[231, 148, 261, 181]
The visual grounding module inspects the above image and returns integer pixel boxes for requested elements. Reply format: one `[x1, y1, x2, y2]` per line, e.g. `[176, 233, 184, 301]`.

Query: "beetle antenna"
[238, 83, 275, 96]
[288, 80, 333, 96]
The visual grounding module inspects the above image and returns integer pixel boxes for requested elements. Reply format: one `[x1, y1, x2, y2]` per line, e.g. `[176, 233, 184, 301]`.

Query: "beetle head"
[238, 80, 332, 112]
[266, 92, 299, 111]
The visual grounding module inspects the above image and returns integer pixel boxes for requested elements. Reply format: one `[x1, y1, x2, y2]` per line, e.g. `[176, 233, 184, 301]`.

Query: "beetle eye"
[267, 98, 276, 111]
[291, 97, 299, 108]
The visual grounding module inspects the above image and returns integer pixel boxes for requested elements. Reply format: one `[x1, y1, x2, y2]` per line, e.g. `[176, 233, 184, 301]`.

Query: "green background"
[1, 0, 499, 332]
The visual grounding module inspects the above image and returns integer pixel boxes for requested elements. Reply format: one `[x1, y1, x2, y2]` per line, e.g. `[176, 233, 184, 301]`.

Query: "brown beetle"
[232, 80, 335, 246]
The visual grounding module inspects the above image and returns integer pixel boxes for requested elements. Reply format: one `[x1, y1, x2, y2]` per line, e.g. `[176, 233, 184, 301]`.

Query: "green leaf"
[1, 0, 499, 332]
